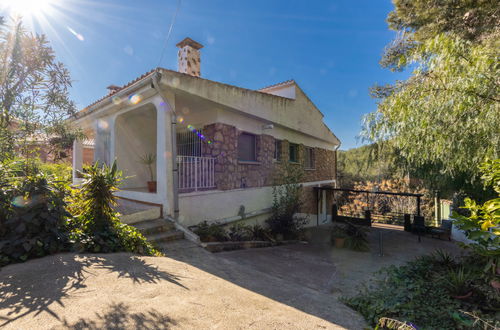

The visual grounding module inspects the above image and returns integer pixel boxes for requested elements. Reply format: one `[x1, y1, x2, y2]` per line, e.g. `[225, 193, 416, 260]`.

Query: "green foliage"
[138, 153, 156, 182]
[0, 160, 70, 267]
[37, 161, 72, 182]
[376, 317, 416, 330]
[344, 250, 499, 329]
[364, 0, 500, 198]
[331, 225, 347, 239]
[192, 221, 229, 242]
[344, 222, 370, 252]
[337, 143, 405, 187]
[193, 221, 271, 243]
[227, 223, 254, 242]
[453, 159, 500, 273]
[0, 18, 81, 161]
[69, 161, 159, 255]
[444, 266, 474, 297]
[266, 163, 307, 238]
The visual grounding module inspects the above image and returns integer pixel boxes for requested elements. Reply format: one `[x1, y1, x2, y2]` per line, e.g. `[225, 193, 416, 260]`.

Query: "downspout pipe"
[333, 142, 341, 188]
[151, 70, 180, 220]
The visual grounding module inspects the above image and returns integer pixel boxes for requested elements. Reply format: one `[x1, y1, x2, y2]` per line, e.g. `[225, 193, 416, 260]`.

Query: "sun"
[1, 0, 57, 18]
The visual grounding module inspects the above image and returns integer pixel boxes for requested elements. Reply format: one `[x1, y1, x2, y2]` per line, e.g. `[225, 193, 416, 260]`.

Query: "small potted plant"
[139, 153, 157, 192]
[331, 225, 347, 248]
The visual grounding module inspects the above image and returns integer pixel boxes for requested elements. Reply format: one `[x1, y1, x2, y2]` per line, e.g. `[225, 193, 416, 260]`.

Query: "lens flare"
[67, 26, 84, 41]
[129, 94, 141, 105]
[177, 116, 184, 123]
[111, 95, 122, 105]
[97, 119, 109, 130]
[12, 196, 31, 207]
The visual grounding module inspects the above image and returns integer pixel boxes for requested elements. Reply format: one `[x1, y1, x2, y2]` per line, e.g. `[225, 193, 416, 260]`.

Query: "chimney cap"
[176, 37, 203, 50]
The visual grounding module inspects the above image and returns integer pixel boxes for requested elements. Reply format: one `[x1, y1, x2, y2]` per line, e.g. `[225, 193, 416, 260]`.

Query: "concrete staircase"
[131, 218, 185, 248]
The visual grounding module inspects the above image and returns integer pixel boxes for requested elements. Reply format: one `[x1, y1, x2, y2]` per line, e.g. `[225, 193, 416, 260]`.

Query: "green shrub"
[38, 161, 72, 182]
[266, 163, 307, 239]
[247, 223, 271, 241]
[344, 222, 370, 251]
[193, 221, 272, 242]
[227, 223, 253, 242]
[0, 160, 70, 267]
[69, 161, 159, 255]
[344, 251, 499, 329]
[193, 221, 228, 242]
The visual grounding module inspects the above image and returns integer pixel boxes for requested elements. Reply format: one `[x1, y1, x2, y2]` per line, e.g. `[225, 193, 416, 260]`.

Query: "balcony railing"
[177, 156, 216, 192]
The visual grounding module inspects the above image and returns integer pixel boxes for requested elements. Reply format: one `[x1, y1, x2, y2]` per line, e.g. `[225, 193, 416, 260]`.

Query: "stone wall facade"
[201, 122, 336, 196]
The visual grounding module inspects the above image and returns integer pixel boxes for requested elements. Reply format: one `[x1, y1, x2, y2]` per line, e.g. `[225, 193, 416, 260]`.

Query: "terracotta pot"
[334, 237, 345, 248]
[453, 291, 472, 300]
[147, 181, 157, 193]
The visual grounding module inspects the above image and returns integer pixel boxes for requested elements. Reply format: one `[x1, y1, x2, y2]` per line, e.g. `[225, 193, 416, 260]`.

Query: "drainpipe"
[151, 70, 180, 220]
[333, 142, 341, 188]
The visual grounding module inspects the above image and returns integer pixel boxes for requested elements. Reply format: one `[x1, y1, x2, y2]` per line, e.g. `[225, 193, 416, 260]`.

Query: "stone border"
[201, 240, 304, 253]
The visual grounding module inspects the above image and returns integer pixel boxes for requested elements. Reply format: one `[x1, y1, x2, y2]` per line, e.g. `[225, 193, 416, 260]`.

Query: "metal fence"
[177, 156, 216, 192]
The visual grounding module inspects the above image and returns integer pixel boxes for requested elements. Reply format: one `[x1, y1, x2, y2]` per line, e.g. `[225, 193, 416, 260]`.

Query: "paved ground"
[0, 226, 460, 330]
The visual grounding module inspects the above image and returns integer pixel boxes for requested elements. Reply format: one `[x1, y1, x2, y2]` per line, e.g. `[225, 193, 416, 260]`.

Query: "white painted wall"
[114, 104, 157, 189]
[178, 180, 333, 227]
[259, 84, 296, 99]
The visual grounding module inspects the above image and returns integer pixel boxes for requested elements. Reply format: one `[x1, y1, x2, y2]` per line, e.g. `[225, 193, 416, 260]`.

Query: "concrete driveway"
[0, 226, 459, 329]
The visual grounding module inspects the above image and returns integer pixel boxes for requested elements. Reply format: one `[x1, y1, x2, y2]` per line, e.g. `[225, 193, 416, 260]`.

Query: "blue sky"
[2, 0, 409, 150]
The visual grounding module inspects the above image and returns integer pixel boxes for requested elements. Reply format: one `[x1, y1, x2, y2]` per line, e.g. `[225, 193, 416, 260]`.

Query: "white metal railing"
[177, 156, 216, 191]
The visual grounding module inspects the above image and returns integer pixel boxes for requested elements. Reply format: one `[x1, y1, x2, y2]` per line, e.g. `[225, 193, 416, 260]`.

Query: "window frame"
[289, 143, 299, 163]
[304, 146, 315, 169]
[237, 132, 258, 162]
[274, 139, 282, 161]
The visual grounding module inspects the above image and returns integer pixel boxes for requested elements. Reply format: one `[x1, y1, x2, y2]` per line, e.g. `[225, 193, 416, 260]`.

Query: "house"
[72, 37, 340, 228]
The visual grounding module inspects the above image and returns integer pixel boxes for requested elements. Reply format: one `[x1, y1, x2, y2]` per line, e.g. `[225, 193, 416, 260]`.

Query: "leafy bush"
[453, 159, 500, 274]
[344, 222, 370, 251]
[192, 221, 229, 242]
[69, 162, 159, 255]
[38, 161, 72, 182]
[247, 223, 271, 241]
[266, 163, 307, 239]
[194, 221, 272, 243]
[331, 225, 347, 239]
[344, 251, 499, 329]
[0, 160, 70, 267]
[227, 223, 253, 242]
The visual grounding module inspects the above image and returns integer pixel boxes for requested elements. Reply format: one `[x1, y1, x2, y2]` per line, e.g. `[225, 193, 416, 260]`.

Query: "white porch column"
[154, 96, 174, 215]
[72, 139, 83, 183]
[94, 117, 112, 165]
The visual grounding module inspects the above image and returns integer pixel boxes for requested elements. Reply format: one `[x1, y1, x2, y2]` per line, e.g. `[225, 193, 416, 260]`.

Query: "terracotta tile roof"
[77, 67, 160, 117]
[76, 68, 297, 119]
[258, 79, 295, 91]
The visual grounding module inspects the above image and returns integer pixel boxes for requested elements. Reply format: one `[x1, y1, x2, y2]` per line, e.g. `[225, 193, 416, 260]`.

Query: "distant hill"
[337, 143, 403, 188]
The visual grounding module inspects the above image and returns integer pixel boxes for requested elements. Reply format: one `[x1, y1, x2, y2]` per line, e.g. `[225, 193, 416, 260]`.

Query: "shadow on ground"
[162, 225, 461, 326]
[57, 302, 176, 330]
[0, 253, 186, 327]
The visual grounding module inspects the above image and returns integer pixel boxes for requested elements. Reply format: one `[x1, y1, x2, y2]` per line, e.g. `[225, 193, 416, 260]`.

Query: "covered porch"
[72, 91, 218, 216]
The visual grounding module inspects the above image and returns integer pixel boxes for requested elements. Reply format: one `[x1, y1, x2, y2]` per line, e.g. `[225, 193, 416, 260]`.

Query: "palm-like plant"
[79, 161, 122, 232]
[139, 153, 156, 182]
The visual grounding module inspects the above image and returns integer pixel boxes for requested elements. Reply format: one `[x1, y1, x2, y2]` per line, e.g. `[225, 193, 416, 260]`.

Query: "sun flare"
[1, 0, 57, 18]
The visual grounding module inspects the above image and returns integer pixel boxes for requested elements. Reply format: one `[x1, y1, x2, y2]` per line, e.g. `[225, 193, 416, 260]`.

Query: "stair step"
[132, 219, 175, 236]
[147, 230, 185, 244]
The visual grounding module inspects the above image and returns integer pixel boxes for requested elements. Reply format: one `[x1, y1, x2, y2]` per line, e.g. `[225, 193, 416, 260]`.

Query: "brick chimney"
[176, 37, 203, 77]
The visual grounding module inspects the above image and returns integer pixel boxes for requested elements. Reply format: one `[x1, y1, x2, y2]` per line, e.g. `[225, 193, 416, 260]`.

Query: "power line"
[156, 0, 181, 67]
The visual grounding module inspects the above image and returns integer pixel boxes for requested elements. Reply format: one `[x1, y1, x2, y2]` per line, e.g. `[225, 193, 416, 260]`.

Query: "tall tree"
[0, 17, 80, 160]
[364, 0, 499, 198]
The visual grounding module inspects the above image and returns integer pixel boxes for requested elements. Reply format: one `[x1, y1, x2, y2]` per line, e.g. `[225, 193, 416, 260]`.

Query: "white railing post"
[177, 155, 215, 192]
[194, 157, 198, 191]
